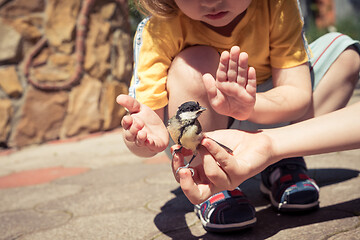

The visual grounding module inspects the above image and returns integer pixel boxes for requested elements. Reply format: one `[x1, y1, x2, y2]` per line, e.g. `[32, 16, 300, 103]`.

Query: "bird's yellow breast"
[167, 117, 203, 152]
[180, 124, 203, 152]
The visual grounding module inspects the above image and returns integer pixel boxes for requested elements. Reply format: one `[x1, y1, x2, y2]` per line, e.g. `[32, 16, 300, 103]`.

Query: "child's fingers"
[203, 73, 218, 100]
[121, 115, 133, 130]
[123, 117, 144, 142]
[144, 136, 153, 148]
[116, 94, 141, 114]
[228, 46, 240, 82]
[145, 137, 160, 152]
[123, 129, 136, 142]
[237, 52, 249, 87]
[136, 129, 148, 146]
[217, 51, 229, 82]
[246, 67, 257, 96]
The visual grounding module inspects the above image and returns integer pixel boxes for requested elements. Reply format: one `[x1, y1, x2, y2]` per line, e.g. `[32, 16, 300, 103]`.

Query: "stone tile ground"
[0, 84, 359, 239]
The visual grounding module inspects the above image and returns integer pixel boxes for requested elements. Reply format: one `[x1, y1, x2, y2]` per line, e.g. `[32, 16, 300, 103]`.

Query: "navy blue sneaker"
[194, 187, 256, 232]
[260, 157, 319, 212]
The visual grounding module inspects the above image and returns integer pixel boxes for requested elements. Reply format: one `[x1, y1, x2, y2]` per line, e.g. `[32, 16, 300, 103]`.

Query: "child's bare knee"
[171, 46, 219, 75]
[173, 46, 220, 71]
[167, 45, 219, 96]
[340, 46, 360, 85]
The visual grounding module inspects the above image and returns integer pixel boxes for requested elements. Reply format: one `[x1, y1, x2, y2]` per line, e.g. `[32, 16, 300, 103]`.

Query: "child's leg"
[296, 33, 360, 122]
[297, 46, 360, 121]
[166, 46, 229, 131]
[167, 46, 257, 231]
[261, 33, 360, 212]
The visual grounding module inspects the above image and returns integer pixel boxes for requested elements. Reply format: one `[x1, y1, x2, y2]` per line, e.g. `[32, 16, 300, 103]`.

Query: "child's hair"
[134, 0, 179, 18]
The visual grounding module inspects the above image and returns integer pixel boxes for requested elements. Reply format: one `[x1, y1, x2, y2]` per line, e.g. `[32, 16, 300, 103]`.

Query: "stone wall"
[0, 0, 132, 148]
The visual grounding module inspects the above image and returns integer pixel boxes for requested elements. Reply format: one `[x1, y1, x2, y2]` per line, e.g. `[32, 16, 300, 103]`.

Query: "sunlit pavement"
[0, 83, 359, 239]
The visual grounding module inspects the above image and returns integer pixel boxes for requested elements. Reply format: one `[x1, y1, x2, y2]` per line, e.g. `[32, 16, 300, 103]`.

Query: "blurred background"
[298, 0, 360, 42]
[0, 0, 359, 151]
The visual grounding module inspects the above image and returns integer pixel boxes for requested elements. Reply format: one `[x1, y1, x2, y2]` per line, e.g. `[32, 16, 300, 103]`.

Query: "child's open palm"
[117, 95, 169, 153]
[203, 46, 256, 120]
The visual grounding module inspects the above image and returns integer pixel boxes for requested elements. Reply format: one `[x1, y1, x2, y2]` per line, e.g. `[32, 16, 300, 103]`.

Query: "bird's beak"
[196, 107, 206, 116]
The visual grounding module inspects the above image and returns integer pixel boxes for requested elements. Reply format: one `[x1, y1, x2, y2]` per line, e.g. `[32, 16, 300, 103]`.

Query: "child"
[117, 0, 360, 232]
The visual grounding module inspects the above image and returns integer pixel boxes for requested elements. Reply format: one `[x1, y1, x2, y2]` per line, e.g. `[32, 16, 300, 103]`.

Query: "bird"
[167, 101, 232, 175]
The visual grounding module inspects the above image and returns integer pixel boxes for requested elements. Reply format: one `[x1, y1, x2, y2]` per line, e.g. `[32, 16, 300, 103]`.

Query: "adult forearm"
[267, 102, 360, 160]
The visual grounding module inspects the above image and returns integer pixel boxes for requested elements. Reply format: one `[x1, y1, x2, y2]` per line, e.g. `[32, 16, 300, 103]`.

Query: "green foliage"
[336, 16, 360, 41]
[305, 16, 360, 43]
[305, 19, 328, 43]
[128, 0, 144, 36]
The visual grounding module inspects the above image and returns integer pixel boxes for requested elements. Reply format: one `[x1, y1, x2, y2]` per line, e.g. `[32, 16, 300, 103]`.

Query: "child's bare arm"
[249, 63, 312, 124]
[204, 46, 312, 124]
[117, 95, 169, 157]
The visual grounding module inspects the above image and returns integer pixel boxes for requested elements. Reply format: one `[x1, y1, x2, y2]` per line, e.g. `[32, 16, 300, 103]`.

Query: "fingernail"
[178, 169, 188, 179]
[202, 140, 210, 148]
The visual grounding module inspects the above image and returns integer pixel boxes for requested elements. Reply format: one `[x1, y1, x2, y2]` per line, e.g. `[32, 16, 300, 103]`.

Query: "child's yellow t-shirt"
[130, 0, 311, 110]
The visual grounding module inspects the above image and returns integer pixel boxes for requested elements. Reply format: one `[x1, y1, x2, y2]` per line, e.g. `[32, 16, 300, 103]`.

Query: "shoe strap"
[200, 188, 246, 221]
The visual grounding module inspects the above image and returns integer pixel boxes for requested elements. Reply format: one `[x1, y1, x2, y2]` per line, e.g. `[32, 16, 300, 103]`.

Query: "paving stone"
[22, 209, 162, 240]
[319, 179, 360, 210]
[328, 226, 360, 240]
[0, 167, 89, 188]
[305, 151, 360, 171]
[36, 180, 164, 217]
[54, 162, 169, 187]
[262, 215, 359, 240]
[0, 105, 359, 239]
[0, 184, 81, 212]
[0, 131, 143, 175]
[0, 209, 71, 240]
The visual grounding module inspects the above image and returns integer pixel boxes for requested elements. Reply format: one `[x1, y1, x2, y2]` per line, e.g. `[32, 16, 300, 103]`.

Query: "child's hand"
[116, 95, 169, 155]
[203, 46, 256, 120]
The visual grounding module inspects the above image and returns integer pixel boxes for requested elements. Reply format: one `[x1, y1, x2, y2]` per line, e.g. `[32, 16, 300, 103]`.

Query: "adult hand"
[172, 129, 274, 204]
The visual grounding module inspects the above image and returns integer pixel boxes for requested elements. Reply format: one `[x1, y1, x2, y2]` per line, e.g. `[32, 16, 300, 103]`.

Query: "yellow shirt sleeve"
[130, 17, 181, 110]
[269, 0, 310, 69]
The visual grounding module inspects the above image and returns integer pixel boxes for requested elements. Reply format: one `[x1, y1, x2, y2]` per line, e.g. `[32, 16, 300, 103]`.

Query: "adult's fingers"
[201, 137, 238, 180]
[170, 145, 185, 182]
[178, 169, 216, 205]
[201, 145, 231, 189]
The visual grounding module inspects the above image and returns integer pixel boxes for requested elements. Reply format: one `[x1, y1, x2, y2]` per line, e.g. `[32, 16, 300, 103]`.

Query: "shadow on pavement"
[154, 168, 359, 239]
